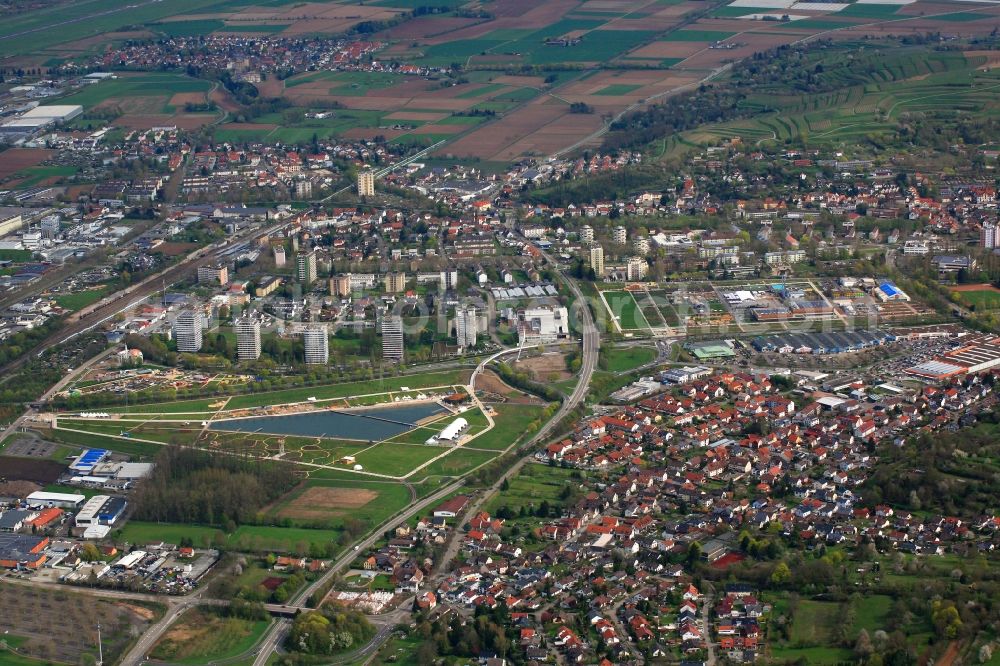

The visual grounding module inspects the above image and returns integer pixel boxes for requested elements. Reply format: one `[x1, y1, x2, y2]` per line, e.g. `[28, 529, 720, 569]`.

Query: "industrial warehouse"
[752, 329, 895, 354]
[907, 334, 1000, 380]
[74, 495, 127, 532]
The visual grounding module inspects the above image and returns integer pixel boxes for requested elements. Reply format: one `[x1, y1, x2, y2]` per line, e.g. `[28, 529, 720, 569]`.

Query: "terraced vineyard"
[663, 47, 1000, 156]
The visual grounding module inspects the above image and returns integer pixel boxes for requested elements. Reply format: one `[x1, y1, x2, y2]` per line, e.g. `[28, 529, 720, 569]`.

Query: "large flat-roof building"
[75, 495, 127, 528]
[0, 534, 49, 569]
[70, 448, 110, 473]
[0, 207, 27, 236]
[907, 334, 1000, 380]
[25, 491, 86, 509]
[0, 104, 82, 134]
[686, 340, 736, 360]
[517, 306, 569, 344]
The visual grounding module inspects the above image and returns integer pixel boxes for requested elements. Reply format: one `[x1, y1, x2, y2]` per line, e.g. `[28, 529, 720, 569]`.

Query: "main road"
[248, 244, 601, 665]
[243, 478, 466, 666]
[432, 243, 600, 575]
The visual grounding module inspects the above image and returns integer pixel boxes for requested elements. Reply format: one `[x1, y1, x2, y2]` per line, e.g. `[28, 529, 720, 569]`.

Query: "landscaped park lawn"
[601, 345, 657, 372]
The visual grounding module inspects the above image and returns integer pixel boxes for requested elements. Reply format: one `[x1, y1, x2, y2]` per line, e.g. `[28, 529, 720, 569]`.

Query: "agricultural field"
[0, 583, 160, 665]
[56, 72, 217, 130]
[0, 149, 56, 183]
[2, 0, 999, 156]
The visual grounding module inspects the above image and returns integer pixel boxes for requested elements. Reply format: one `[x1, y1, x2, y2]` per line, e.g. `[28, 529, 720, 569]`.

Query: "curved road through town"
[432, 247, 600, 578]
[121, 247, 599, 666]
[246, 251, 600, 665]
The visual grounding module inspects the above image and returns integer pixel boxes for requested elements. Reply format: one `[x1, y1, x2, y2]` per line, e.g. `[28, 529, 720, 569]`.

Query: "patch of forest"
[132, 446, 298, 528]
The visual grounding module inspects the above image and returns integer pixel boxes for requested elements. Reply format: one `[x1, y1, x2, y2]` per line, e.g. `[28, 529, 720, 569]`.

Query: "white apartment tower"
[303, 326, 329, 365]
[173, 310, 203, 353]
[580, 225, 594, 243]
[382, 315, 404, 362]
[358, 169, 375, 197]
[589, 244, 605, 278]
[296, 250, 317, 285]
[626, 256, 648, 282]
[982, 222, 998, 249]
[235, 317, 261, 361]
[613, 225, 627, 245]
[456, 305, 478, 348]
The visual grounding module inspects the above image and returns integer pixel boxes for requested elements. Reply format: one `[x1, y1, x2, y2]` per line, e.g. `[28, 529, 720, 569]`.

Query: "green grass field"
[415, 21, 654, 66]
[327, 71, 401, 96]
[151, 19, 227, 37]
[49, 426, 163, 458]
[464, 403, 548, 452]
[602, 290, 651, 331]
[662, 29, 735, 42]
[351, 442, 445, 477]
[456, 83, 506, 99]
[412, 448, 498, 480]
[119, 397, 224, 413]
[788, 600, 839, 644]
[54, 287, 112, 312]
[769, 646, 854, 664]
[118, 521, 340, 553]
[601, 345, 656, 372]
[10, 165, 78, 188]
[150, 607, 271, 665]
[837, 3, 900, 18]
[0, 649, 53, 666]
[952, 288, 1000, 311]
[594, 84, 643, 96]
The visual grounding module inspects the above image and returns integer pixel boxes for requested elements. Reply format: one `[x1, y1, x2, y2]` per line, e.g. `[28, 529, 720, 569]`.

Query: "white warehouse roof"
[26, 491, 86, 506]
[2, 105, 82, 129]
